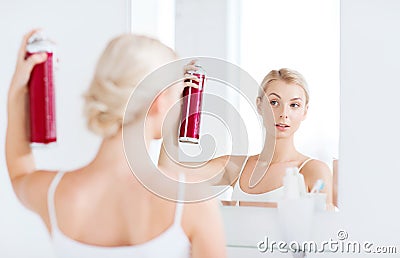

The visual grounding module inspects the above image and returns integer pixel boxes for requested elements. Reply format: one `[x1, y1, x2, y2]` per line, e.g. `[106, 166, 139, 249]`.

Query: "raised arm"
[158, 134, 247, 185]
[157, 59, 248, 185]
[6, 30, 56, 214]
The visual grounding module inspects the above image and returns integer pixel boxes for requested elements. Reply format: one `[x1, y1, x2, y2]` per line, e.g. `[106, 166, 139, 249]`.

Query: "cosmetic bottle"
[26, 32, 57, 145]
[179, 65, 206, 144]
[283, 167, 307, 199]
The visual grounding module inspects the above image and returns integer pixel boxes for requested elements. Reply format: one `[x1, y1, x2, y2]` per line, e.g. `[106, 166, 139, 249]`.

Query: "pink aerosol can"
[179, 65, 206, 144]
[26, 33, 57, 145]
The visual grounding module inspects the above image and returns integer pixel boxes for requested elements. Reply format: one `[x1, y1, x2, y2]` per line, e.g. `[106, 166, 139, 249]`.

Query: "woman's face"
[258, 80, 308, 139]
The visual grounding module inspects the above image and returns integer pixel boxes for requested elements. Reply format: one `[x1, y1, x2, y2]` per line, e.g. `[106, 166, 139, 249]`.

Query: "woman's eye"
[290, 103, 300, 108]
[270, 100, 279, 106]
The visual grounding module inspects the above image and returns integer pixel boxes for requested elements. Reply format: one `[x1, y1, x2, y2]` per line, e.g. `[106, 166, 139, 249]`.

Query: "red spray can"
[179, 65, 206, 144]
[26, 33, 57, 145]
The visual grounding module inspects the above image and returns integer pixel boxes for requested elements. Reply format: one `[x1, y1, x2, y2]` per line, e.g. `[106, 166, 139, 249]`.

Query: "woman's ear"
[148, 95, 163, 117]
[256, 97, 262, 115]
[302, 104, 309, 120]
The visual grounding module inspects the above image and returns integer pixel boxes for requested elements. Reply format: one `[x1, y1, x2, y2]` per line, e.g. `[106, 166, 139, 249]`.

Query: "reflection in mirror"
[228, 68, 334, 211]
[175, 0, 339, 211]
[235, 0, 339, 210]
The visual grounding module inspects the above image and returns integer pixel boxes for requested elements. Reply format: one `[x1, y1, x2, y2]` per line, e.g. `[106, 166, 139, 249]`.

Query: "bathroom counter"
[221, 206, 343, 257]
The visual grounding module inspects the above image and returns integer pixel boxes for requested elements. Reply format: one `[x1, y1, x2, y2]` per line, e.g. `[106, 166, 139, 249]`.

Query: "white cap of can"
[26, 31, 55, 53]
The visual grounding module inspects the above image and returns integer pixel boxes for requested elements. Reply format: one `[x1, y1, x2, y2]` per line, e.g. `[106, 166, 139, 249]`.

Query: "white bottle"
[283, 167, 299, 199]
[279, 167, 314, 245]
[296, 167, 307, 197]
[283, 167, 307, 199]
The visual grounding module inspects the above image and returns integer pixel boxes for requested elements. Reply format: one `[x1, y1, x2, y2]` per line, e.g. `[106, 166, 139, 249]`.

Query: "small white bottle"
[283, 167, 307, 199]
[295, 167, 307, 197]
[279, 167, 315, 244]
[283, 167, 299, 199]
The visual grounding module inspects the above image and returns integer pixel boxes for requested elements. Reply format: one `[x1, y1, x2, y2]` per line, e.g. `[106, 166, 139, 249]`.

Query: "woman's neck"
[260, 134, 299, 164]
[91, 129, 130, 171]
[89, 128, 155, 194]
[92, 122, 159, 170]
[273, 136, 299, 163]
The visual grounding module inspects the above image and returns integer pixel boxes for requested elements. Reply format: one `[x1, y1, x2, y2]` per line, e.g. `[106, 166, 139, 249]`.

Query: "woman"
[231, 68, 333, 208]
[6, 30, 226, 258]
[160, 62, 333, 209]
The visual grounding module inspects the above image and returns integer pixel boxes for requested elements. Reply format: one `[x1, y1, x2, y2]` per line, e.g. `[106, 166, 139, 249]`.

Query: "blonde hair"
[84, 34, 177, 137]
[259, 68, 310, 104]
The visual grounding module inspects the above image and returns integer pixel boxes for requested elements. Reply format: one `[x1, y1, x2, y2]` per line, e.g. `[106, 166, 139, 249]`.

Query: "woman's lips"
[275, 123, 290, 131]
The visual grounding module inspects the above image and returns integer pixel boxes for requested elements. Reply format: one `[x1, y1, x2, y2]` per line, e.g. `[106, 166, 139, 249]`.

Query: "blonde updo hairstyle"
[84, 34, 177, 137]
[259, 68, 310, 105]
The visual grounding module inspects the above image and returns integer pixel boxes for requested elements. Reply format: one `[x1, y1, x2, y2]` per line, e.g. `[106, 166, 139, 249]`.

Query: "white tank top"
[47, 171, 191, 258]
[232, 158, 313, 203]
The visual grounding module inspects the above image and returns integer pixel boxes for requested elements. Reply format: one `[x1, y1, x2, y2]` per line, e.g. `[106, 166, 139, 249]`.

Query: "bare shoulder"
[181, 198, 222, 235]
[301, 159, 331, 177]
[302, 159, 331, 173]
[183, 198, 221, 220]
[300, 159, 332, 187]
[54, 169, 89, 199]
[14, 168, 88, 225]
[12, 170, 58, 223]
[182, 198, 226, 257]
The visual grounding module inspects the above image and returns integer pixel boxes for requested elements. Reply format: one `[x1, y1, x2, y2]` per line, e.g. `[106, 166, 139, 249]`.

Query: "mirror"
[174, 0, 340, 210]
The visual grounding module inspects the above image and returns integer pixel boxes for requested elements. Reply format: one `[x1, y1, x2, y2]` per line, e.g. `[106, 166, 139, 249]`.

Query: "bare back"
[45, 166, 181, 247]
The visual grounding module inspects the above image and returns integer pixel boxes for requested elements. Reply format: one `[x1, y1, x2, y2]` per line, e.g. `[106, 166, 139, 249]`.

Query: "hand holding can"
[179, 62, 206, 144]
[26, 32, 57, 145]
[183, 60, 200, 88]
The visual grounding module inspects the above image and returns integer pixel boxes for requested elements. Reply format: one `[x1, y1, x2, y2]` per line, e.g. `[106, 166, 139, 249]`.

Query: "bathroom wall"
[0, 0, 129, 257]
[339, 0, 400, 246]
[175, 0, 242, 159]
